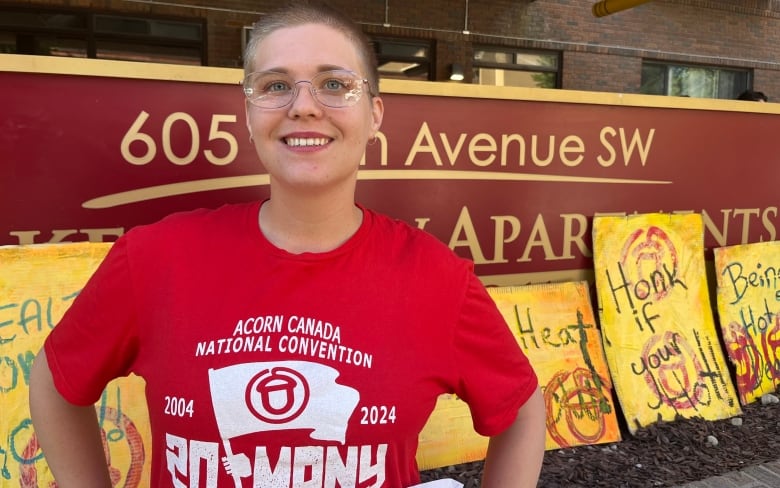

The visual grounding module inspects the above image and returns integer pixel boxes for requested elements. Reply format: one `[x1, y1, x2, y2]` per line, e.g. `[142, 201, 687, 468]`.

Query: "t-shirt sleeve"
[451, 273, 539, 437]
[44, 236, 140, 406]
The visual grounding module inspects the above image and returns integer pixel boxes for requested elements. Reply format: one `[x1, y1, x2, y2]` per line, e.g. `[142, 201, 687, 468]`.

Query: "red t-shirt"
[45, 202, 538, 487]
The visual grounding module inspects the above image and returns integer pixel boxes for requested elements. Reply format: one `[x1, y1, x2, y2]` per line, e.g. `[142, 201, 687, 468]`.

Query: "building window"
[473, 47, 560, 88]
[373, 38, 432, 81]
[0, 6, 205, 65]
[640, 62, 750, 99]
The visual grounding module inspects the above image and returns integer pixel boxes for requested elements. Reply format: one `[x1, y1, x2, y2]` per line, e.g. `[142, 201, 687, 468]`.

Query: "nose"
[288, 80, 322, 117]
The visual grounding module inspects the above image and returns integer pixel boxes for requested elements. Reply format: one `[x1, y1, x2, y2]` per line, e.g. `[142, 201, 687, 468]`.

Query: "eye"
[322, 78, 349, 91]
[265, 80, 291, 93]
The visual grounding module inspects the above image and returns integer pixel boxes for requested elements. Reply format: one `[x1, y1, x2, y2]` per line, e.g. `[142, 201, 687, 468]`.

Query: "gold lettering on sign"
[9, 228, 125, 245]
[403, 122, 655, 169]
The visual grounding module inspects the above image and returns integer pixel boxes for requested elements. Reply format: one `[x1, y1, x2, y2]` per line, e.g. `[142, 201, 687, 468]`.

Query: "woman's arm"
[481, 388, 546, 488]
[29, 350, 113, 488]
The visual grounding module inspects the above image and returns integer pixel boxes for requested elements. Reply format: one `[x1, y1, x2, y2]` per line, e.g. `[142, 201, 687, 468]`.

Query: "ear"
[244, 101, 252, 139]
[369, 95, 384, 136]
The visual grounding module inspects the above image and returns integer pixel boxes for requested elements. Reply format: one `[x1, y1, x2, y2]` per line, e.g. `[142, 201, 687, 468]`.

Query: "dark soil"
[420, 399, 780, 487]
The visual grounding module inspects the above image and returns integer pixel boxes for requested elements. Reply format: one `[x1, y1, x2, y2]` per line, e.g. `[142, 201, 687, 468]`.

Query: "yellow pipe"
[592, 0, 652, 17]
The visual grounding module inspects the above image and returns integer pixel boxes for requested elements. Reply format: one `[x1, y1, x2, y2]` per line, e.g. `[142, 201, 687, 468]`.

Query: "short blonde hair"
[243, 2, 379, 96]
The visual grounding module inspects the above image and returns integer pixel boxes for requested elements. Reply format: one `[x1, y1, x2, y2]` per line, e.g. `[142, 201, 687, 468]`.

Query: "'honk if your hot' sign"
[593, 213, 741, 433]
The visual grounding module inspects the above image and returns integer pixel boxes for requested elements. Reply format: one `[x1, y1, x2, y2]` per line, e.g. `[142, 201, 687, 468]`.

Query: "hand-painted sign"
[417, 281, 620, 469]
[2, 55, 778, 286]
[0, 243, 151, 487]
[593, 213, 741, 433]
[714, 240, 780, 405]
[490, 282, 620, 449]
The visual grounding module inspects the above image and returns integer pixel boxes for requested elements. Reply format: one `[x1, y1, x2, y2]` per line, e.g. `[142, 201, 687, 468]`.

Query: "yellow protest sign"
[714, 240, 780, 405]
[593, 213, 741, 434]
[490, 282, 620, 450]
[0, 243, 150, 487]
[417, 281, 620, 470]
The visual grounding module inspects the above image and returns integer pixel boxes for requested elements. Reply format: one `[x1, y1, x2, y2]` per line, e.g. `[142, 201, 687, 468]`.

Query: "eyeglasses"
[243, 70, 371, 109]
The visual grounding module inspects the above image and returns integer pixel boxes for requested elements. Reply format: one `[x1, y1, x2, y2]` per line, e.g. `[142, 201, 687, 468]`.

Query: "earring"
[368, 135, 377, 146]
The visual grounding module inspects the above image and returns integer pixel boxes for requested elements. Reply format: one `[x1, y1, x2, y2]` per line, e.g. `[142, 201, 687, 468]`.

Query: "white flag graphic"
[208, 361, 359, 444]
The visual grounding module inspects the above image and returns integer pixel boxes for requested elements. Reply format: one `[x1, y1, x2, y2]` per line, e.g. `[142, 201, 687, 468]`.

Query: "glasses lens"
[242, 70, 367, 108]
[243, 72, 294, 108]
[311, 70, 365, 107]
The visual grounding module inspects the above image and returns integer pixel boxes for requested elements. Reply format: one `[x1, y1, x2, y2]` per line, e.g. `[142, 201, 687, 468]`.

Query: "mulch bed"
[420, 399, 780, 487]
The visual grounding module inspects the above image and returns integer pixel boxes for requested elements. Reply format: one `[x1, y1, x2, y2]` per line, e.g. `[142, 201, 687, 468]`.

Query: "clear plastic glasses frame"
[242, 69, 371, 109]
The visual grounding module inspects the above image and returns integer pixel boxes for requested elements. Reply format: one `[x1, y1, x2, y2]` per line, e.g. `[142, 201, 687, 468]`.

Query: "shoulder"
[364, 207, 473, 273]
[114, 202, 260, 263]
[366, 208, 448, 248]
[126, 202, 259, 243]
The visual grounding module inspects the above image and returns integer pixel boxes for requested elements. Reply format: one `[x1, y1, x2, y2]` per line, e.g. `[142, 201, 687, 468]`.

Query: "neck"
[258, 191, 363, 254]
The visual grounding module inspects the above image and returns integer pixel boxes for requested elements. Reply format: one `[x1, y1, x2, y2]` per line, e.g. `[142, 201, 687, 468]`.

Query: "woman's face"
[245, 23, 383, 194]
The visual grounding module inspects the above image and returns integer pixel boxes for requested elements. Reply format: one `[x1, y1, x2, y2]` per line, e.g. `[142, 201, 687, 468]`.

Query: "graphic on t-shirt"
[208, 361, 360, 485]
[208, 361, 359, 443]
[196, 315, 374, 369]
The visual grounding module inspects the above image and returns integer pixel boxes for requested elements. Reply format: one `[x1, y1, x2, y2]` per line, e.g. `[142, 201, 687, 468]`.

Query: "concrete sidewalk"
[673, 461, 780, 487]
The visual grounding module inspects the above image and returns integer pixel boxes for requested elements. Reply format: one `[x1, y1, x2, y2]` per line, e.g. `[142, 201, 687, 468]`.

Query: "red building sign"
[2, 55, 778, 283]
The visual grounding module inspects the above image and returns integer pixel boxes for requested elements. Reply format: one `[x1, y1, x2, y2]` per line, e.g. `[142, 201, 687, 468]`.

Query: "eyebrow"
[258, 64, 352, 74]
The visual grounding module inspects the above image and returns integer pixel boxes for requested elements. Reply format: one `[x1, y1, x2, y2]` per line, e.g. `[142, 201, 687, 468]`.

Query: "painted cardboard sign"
[2, 55, 779, 286]
[592, 213, 741, 433]
[714, 240, 780, 405]
[489, 282, 620, 449]
[0, 243, 151, 487]
[417, 281, 620, 470]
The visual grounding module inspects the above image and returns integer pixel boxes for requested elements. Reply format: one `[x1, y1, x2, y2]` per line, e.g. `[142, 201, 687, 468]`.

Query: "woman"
[29, 2, 545, 487]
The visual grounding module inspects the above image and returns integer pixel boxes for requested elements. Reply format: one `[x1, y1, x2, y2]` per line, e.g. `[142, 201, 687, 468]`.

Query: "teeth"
[286, 137, 329, 147]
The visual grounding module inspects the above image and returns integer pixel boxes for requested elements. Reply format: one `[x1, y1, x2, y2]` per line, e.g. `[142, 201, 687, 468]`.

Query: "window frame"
[372, 36, 434, 81]
[472, 45, 561, 89]
[640, 60, 752, 100]
[0, 5, 206, 65]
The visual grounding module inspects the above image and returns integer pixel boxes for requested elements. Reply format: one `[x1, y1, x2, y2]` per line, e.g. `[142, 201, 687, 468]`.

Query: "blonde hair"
[243, 2, 379, 96]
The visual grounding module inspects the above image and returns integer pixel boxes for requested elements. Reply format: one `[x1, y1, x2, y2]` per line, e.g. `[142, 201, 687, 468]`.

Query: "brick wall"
[5, 0, 780, 98]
